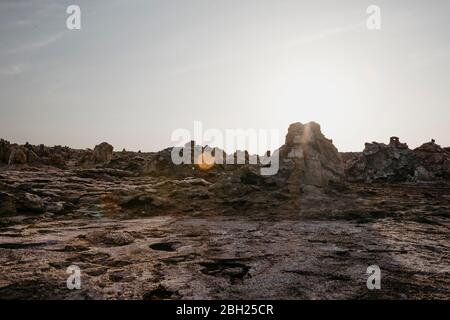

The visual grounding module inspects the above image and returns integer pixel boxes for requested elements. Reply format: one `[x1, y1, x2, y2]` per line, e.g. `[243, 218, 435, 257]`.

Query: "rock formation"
[344, 137, 450, 182]
[0, 139, 74, 167]
[277, 122, 345, 189]
[1, 124, 448, 186]
[7, 148, 27, 165]
[92, 142, 114, 164]
[413, 140, 450, 180]
[345, 137, 416, 182]
[140, 142, 226, 178]
[77, 142, 114, 167]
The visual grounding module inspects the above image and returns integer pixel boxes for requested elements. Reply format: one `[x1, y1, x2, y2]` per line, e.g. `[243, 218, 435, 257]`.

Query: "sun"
[197, 152, 215, 171]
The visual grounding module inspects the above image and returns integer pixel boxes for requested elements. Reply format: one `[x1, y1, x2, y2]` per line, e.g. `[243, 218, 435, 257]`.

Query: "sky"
[0, 0, 449, 153]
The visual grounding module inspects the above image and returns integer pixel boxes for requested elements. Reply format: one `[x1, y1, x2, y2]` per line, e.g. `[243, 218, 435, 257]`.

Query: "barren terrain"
[1, 122, 449, 299]
[0, 167, 449, 299]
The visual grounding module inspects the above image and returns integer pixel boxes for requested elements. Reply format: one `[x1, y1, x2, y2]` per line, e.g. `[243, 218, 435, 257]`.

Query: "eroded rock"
[413, 140, 450, 180]
[21, 193, 44, 213]
[8, 148, 27, 165]
[277, 122, 345, 189]
[86, 230, 134, 246]
[344, 137, 450, 182]
[345, 137, 416, 182]
[93, 142, 114, 164]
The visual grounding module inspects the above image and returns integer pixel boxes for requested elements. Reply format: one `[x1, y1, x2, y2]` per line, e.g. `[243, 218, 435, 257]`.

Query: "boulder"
[413, 140, 450, 180]
[21, 193, 44, 213]
[8, 147, 27, 165]
[92, 142, 114, 164]
[86, 231, 134, 246]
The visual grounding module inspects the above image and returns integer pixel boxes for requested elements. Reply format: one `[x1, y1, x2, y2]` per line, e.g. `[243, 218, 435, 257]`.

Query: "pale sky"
[0, 0, 449, 152]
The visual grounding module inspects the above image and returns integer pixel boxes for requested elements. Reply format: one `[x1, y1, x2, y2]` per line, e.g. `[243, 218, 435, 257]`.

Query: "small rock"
[178, 177, 212, 186]
[22, 193, 44, 213]
[86, 231, 134, 246]
[45, 202, 66, 214]
[103, 232, 134, 246]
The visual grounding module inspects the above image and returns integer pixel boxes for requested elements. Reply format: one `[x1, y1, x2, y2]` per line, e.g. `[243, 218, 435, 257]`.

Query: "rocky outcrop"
[345, 137, 450, 182]
[0, 139, 75, 167]
[138, 123, 346, 191]
[141, 142, 227, 178]
[141, 148, 178, 176]
[6, 147, 38, 165]
[93, 142, 114, 164]
[8, 148, 27, 165]
[1, 126, 447, 187]
[413, 140, 450, 180]
[77, 142, 114, 166]
[277, 122, 345, 189]
[345, 137, 416, 182]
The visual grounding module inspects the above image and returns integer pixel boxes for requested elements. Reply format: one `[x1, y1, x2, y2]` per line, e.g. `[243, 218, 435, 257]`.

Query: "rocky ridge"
[344, 137, 450, 182]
